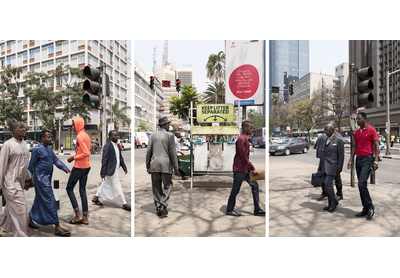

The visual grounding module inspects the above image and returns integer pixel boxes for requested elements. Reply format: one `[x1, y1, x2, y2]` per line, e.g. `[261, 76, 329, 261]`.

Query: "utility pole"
[349, 63, 355, 187]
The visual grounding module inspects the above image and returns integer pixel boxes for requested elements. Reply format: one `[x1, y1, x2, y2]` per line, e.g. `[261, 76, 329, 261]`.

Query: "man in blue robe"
[27, 130, 71, 236]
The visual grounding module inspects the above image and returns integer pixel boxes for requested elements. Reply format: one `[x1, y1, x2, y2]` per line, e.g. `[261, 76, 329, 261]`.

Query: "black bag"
[311, 171, 324, 187]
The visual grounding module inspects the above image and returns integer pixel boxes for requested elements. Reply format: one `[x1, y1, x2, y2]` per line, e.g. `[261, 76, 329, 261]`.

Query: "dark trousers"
[66, 167, 90, 215]
[356, 156, 374, 210]
[324, 174, 338, 207]
[227, 171, 261, 212]
[321, 172, 342, 196]
[151, 172, 173, 209]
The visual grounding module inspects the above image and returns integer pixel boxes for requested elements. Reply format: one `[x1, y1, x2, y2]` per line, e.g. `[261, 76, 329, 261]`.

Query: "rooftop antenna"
[162, 40, 168, 67]
[152, 47, 157, 75]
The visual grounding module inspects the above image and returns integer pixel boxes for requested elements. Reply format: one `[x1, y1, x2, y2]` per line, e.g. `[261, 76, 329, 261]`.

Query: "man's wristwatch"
[373, 161, 378, 165]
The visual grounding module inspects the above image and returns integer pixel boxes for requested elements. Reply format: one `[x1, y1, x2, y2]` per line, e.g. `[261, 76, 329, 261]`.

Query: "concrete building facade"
[0, 40, 130, 149]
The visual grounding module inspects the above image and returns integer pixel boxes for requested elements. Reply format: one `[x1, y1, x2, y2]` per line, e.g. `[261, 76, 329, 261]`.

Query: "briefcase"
[311, 171, 324, 187]
[250, 170, 265, 181]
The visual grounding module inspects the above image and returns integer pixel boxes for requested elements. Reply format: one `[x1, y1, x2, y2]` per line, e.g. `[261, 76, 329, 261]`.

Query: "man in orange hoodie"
[66, 118, 91, 225]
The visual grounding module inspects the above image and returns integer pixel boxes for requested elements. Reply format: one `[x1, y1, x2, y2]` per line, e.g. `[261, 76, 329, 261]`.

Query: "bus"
[251, 127, 266, 148]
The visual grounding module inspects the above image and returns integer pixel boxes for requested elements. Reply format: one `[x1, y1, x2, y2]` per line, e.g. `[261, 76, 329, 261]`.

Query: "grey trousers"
[151, 172, 173, 209]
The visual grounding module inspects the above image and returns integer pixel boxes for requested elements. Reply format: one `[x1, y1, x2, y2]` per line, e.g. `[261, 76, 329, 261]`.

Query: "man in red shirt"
[226, 121, 265, 216]
[347, 112, 379, 219]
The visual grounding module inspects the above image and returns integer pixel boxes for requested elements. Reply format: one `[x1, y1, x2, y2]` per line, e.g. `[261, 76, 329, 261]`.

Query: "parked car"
[269, 137, 310, 156]
[26, 140, 40, 152]
[118, 139, 131, 150]
[343, 137, 351, 144]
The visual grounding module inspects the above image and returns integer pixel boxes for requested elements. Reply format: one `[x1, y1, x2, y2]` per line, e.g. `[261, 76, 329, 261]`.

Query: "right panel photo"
[269, 40, 399, 236]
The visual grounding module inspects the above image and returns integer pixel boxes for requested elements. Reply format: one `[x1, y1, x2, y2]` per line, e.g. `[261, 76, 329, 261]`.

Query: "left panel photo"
[0, 40, 131, 237]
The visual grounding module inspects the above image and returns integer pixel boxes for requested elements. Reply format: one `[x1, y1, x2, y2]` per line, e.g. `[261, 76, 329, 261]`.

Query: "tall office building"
[0, 40, 130, 148]
[134, 61, 164, 132]
[269, 40, 309, 108]
[349, 40, 400, 137]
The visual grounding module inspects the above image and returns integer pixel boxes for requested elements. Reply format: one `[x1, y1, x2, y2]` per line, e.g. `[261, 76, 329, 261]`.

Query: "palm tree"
[106, 99, 131, 130]
[206, 51, 225, 82]
[202, 81, 225, 104]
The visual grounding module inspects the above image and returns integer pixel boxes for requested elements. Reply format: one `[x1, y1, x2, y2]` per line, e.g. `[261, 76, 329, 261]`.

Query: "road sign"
[197, 104, 234, 123]
[350, 112, 357, 132]
[162, 80, 170, 87]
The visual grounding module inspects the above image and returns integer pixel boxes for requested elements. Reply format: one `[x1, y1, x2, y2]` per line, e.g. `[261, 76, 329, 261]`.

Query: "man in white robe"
[0, 121, 32, 237]
[92, 130, 130, 211]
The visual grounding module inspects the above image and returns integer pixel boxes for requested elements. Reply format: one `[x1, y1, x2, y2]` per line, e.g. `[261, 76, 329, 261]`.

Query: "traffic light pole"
[101, 65, 107, 148]
[349, 63, 355, 187]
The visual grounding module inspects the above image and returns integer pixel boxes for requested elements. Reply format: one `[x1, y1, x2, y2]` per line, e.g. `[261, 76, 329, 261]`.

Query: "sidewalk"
[269, 154, 400, 237]
[1, 153, 131, 237]
[134, 152, 266, 237]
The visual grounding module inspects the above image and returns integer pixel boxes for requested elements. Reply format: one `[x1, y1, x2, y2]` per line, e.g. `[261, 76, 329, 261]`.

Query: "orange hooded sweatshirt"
[73, 118, 91, 168]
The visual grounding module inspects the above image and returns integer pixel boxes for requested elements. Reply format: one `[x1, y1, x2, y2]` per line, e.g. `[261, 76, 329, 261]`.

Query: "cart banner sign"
[225, 40, 265, 106]
[197, 104, 234, 123]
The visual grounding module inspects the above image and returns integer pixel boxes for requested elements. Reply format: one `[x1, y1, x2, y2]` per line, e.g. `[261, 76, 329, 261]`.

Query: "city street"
[269, 144, 400, 237]
[1, 150, 131, 237]
[134, 147, 266, 237]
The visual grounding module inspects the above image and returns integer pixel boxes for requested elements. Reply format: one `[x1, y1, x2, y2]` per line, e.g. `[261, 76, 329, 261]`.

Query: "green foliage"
[169, 84, 202, 124]
[202, 81, 225, 104]
[106, 99, 131, 131]
[246, 109, 265, 129]
[0, 67, 26, 128]
[137, 121, 151, 132]
[206, 51, 225, 83]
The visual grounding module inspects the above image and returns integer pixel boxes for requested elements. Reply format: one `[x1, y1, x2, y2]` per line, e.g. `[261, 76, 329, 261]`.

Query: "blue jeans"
[66, 167, 91, 215]
[356, 156, 374, 210]
[227, 171, 261, 212]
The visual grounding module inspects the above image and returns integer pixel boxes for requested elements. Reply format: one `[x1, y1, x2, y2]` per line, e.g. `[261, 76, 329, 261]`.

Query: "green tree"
[169, 84, 202, 123]
[202, 81, 225, 104]
[137, 121, 151, 132]
[106, 99, 131, 130]
[25, 64, 91, 131]
[0, 67, 26, 128]
[247, 109, 265, 129]
[206, 51, 225, 82]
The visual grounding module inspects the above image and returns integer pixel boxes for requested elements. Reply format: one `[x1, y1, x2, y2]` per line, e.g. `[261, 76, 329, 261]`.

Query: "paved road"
[134, 147, 266, 237]
[1, 150, 132, 237]
[269, 145, 400, 237]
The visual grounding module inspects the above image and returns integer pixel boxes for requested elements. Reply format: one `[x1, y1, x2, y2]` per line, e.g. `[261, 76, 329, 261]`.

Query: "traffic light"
[176, 79, 181, 92]
[82, 66, 102, 109]
[288, 83, 294, 95]
[149, 76, 154, 89]
[357, 67, 374, 107]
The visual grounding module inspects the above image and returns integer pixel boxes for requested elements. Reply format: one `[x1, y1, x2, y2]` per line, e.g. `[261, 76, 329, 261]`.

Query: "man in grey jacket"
[318, 122, 344, 212]
[146, 117, 179, 217]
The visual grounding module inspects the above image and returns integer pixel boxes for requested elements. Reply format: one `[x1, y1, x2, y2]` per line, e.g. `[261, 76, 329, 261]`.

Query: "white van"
[135, 132, 149, 148]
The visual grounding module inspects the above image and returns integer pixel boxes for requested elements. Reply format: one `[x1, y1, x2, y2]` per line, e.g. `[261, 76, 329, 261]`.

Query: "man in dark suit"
[318, 122, 344, 212]
[146, 117, 179, 217]
[92, 130, 130, 211]
[315, 122, 344, 201]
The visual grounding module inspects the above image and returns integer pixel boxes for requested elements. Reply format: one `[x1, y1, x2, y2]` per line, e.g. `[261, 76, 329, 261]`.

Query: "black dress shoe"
[226, 210, 241, 216]
[367, 207, 374, 219]
[317, 194, 327, 201]
[328, 204, 337, 212]
[336, 195, 343, 201]
[160, 205, 168, 215]
[356, 210, 368, 217]
[254, 209, 265, 216]
[156, 209, 162, 216]
[323, 206, 330, 210]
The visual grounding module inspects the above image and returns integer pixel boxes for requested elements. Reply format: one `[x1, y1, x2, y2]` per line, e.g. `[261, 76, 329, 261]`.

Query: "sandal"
[69, 218, 83, 224]
[55, 227, 71, 237]
[92, 199, 103, 206]
[28, 221, 39, 229]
